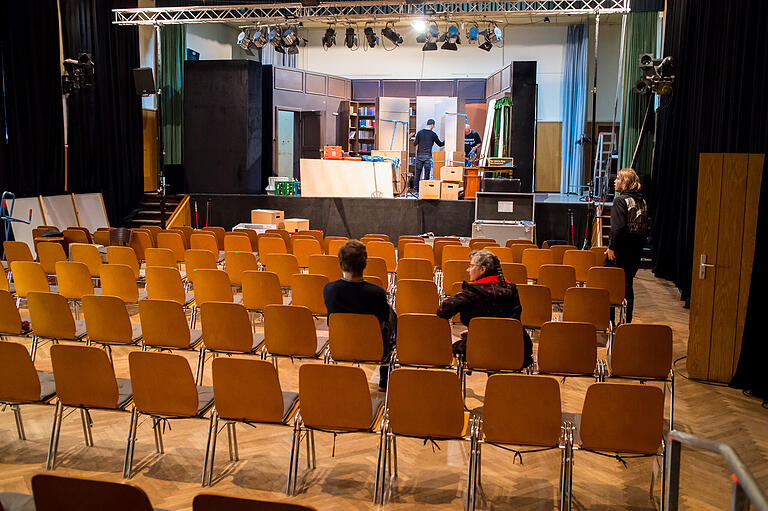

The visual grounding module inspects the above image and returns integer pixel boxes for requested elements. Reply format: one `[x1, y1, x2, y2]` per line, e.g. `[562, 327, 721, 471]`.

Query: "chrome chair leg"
[12, 405, 26, 440]
[80, 409, 94, 447]
[202, 412, 216, 486]
[122, 406, 139, 478]
[45, 401, 64, 470]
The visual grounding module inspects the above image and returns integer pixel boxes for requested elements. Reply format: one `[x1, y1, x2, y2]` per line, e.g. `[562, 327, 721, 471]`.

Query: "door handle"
[698, 254, 715, 280]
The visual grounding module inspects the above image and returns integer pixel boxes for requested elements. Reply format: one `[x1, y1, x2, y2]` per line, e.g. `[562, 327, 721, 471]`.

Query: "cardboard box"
[441, 181, 460, 201]
[323, 146, 343, 160]
[433, 150, 465, 178]
[419, 180, 441, 200]
[251, 209, 284, 225]
[441, 166, 463, 182]
[283, 218, 310, 232]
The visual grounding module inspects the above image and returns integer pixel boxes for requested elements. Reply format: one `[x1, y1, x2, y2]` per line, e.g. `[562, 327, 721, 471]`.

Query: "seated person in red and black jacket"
[436, 249, 533, 369]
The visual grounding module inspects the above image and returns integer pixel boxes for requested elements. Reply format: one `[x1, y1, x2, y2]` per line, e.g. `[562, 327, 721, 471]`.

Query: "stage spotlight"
[381, 21, 403, 46]
[237, 30, 254, 55]
[282, 27, 298, 47]
[440, 24, 460, 50]
[344, 27, 359, 49]
[411, 19, 427, 32]
[422, 22, 439, 51]
[322, 26, 336, 49]
[252, 30, 268, 48]
[363, 26, 378, 48]
[543, 16, 551, 23]
[467, 24, 479, 43]
[479, 24, 502, 51]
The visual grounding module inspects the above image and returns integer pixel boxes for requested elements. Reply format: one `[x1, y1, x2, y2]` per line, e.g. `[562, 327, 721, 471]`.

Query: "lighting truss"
[113, 0, 629, 26]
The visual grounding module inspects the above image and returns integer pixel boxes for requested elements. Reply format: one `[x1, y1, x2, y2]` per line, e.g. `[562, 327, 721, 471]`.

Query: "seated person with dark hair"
[436, 249, 533, 369]
[323, 240, 396, 391]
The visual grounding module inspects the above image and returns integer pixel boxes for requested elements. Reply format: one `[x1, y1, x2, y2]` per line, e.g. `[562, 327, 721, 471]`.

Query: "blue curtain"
[560, 23, 588, 194]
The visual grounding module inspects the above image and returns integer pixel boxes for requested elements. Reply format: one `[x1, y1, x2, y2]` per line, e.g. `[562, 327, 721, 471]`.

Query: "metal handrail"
[665, 430, 768, 511]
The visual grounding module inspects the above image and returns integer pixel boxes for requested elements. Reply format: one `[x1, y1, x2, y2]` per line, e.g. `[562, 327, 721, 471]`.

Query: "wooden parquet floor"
[1, 270, 767, 510]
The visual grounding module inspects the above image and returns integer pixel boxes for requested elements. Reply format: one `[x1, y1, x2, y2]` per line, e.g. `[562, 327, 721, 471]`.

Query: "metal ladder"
[592, 132, 618, 198]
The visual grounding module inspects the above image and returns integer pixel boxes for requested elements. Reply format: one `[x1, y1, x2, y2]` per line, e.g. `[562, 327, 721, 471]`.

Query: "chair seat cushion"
[281, 391, 299, 422]
[195, 385, 215, 416]
[189, 329, 203, 348]
[0, 492, 36, 511]
[37, 371, 56, 402]
[115, 377, 134, 409]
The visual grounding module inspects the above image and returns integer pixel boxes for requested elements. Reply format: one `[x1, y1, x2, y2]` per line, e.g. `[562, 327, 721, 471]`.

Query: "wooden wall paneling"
[487, 72, 500, 98]
[274, 67, 304, 92]
[535, 122, 562, 192]
[142, 109, 158, 192]
[500, 65, 511, 91]
[352, 80, 380, 100]
[732, 154, 764, 376]
[687, 153, 723, 379]
[457, 79, 486, 101]
[381, 80, 418, 99]
[328, 76, 346, 98]
[305, 72, 327, 96]
[419, 80, 455, 96]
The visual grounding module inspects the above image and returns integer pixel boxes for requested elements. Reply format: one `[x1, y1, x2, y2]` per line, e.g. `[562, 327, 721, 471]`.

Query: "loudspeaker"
[132, 67, 155, 95]
[483, 178, 521, 192]
[509, 61, 537, 193]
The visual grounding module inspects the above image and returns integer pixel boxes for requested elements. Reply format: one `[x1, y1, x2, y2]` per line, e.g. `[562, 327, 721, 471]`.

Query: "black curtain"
[60, 0, 142, 225]
[650, 0, 768, 398]
[0, 1, 65, 198]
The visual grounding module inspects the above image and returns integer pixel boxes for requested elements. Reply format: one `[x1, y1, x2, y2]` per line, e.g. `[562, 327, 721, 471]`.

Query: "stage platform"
[189, 193, 601, 245]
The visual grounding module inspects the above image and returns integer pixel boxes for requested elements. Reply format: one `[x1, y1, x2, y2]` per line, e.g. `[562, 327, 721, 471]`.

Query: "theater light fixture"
[322, 26, 336, 49]
[281, 27, 298, 47]
[440, 24, 460, 50]
[268, 27, 286, 53]
[237, 30, 254, 55]
[363, 25, 378, 48]
[422, 22, 439, 51]
[479, 24, 502, 51]
[467, 24, 479, 44]
[381, 21, 403, 46]
[344, 26, 359, 50]
[252, 29, 268, 48]
[411, 19, 427, 33]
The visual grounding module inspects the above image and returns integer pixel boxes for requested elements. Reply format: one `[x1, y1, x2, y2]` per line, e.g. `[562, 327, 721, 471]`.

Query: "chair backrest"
[366, 241, 397, 272]
[363, 257, 389, 289]
[290, 274, 328, 315]
[538, 264, 577, 302]
[232, 229, 259, 252]
[70, 243, 102, 277]
[0, 271, 7, 292]
[130, 230, 153, 261]
[579, 382, 664, 454]
[55, 261, 94, 300]
[223, 233, 253, 253]
[396, 314, 452, 366]
[516, 284, 552, 329]
[129, 351, 199, 416]
[200, 302, 254, 353]
[192, 493, 317, 511]
[157, 231, 186, 262]
[212, 358, 289, 423]
[264, 253, 300, 288]
[537, 321, 597, 375]
[403, 243, 434, 267]
[485, 246, 514, 263]
[191, 232, 219, 258]
[202, 226, 226, 250]
[509, 243, 537, 263]
[100, 264, 139, 303]
[263, 305, 319, 357]
[194, 269, 234, 305]
[185, 249, 217, 284]
[610, 324, 673, 379]
[483, 374, 562, 446]
[3, 241, 33, 265]
[106, 246, 140, 280]
[109, 227, 132, 247]
[51, 345, 120, 408]
[521, 248, 554, 280]
[142, 225, 162, 246]
[297, 230, 324, 246]
[145, 266, 187, 305]
[387, 368, 465, 438]
[138, 299, 192, 349]
[328, 312, 383, 363]
[241, 271, 283, 311]
[27, 291, 76, 339]
[70, 227, 94, 244]
[441, 260, 468, 296]
[363, 275, 384, 288]
[307, 254, 342, 282]
[0, 341, 42, 403]
[31, 474, 155, 511]
[468, 238, 496, 250]
[505, 239, 534, 247]
[292, 238, 323, 268]
[433, 239, 462, 270]
[501, 263, 527, 285]
[361, 233, 389, 243]
[323, 236, 348, 255]
[265, 229, 292, 251]
[93, 228, 112, 247]
[169, 226, 194, 249]
[36, 242, 67, 275]
[146, 247, 178, 269]
[258, 235, 288, 257]
[224, 251, 258, 286]
[397, 237, 424, 260]
[10, 261, 50, 297]
[590, 246, 608, 266]
[395, 258, 433, 282]
[563, 287, 610, 331]
[63, 228, 89, 245]
[550, 244, 578, 264]
[466, 317, 524, 371]
[0, 290, 23, 334]
[299, 364, 376, 431]
[441, 245, 472, 269]
[395, 279, 438, 316]
[586, 266, 626, 305]
[82, 294, 134, 344]
[562, 250, 595, 282]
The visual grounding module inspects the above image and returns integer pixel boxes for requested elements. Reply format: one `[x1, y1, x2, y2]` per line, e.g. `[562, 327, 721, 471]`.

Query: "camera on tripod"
[633, 54, 674, 96]
[62, 53, 95, 95]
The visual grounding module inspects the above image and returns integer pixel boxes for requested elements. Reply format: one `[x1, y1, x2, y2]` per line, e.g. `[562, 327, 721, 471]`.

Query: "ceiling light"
[422, 22, 439, 51]
[344, 27, 358, 49]
[411, 19, 427, 32]
[363, 26, 378, 48]
[322, 26, 336, 49]
[381, 21, 403, 46]
[440, 24, 460, 50]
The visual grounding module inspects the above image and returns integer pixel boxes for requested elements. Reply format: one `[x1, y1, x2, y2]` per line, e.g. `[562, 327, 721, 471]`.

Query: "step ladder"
[592, 132, 618, 199]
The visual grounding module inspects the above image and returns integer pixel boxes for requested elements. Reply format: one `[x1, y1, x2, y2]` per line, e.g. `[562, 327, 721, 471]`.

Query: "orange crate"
[324, 146, 343, 160]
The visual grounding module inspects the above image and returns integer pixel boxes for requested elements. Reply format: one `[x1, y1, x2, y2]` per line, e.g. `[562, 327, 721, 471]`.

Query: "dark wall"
[509, 62, 537, 194]
[184, 60, 263, 194]
[352, 78, 486, 103]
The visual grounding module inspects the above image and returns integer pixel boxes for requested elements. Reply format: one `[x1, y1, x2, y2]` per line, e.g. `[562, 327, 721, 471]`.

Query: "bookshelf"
[357, 101, 376, 155]
[339, 100, 360, 156]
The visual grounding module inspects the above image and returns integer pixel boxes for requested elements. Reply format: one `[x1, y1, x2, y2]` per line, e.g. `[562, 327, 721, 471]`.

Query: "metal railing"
[665, 430, 768, 511]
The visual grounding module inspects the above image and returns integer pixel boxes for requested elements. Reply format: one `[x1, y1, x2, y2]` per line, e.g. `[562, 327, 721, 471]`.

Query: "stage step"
[125, 193, 184, 228]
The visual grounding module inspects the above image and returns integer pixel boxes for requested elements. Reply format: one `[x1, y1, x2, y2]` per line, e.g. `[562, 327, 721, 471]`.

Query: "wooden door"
[688, 153, 763, 382]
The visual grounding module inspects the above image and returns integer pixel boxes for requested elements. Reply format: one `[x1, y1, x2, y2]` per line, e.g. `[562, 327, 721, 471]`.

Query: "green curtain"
[619, 12, 657, 178]
[491, 97, 512, 157]
[160, 25, 185, 165]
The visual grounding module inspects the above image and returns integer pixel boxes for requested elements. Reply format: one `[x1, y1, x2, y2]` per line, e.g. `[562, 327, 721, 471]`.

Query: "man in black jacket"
[411, 119, 444, 193]
[606, 168, 648, 323]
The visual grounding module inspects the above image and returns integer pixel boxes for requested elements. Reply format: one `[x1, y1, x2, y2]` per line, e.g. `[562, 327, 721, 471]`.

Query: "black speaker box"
[483, 178, 521, 192]
[183, 60, 263, 194]
[509, 61, 537, 193]
[132, 67, 155, 95]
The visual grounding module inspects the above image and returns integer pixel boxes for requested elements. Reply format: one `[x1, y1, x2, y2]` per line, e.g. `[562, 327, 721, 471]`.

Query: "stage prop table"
[300, 159, 394, 198]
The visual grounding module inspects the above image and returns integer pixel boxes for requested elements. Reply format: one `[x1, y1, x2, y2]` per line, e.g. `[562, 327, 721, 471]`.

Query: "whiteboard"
[74, 193, 109, 232]
[300, 159, 394, 198]
[9, 197, 44, 258]
[41, 194, 78, 231]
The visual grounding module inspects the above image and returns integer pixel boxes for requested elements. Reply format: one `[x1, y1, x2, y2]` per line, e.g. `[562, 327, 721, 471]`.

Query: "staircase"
[125, 193, 183, 227]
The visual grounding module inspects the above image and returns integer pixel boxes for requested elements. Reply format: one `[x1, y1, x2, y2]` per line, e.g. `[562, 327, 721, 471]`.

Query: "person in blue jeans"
[411, 119, 445, 193]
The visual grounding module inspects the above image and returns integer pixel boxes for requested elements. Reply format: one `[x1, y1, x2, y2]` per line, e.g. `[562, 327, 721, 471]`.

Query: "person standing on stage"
[606, 168, 648, 323]
[411, 119, 444, 192]
[464, 123, 482, 165]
